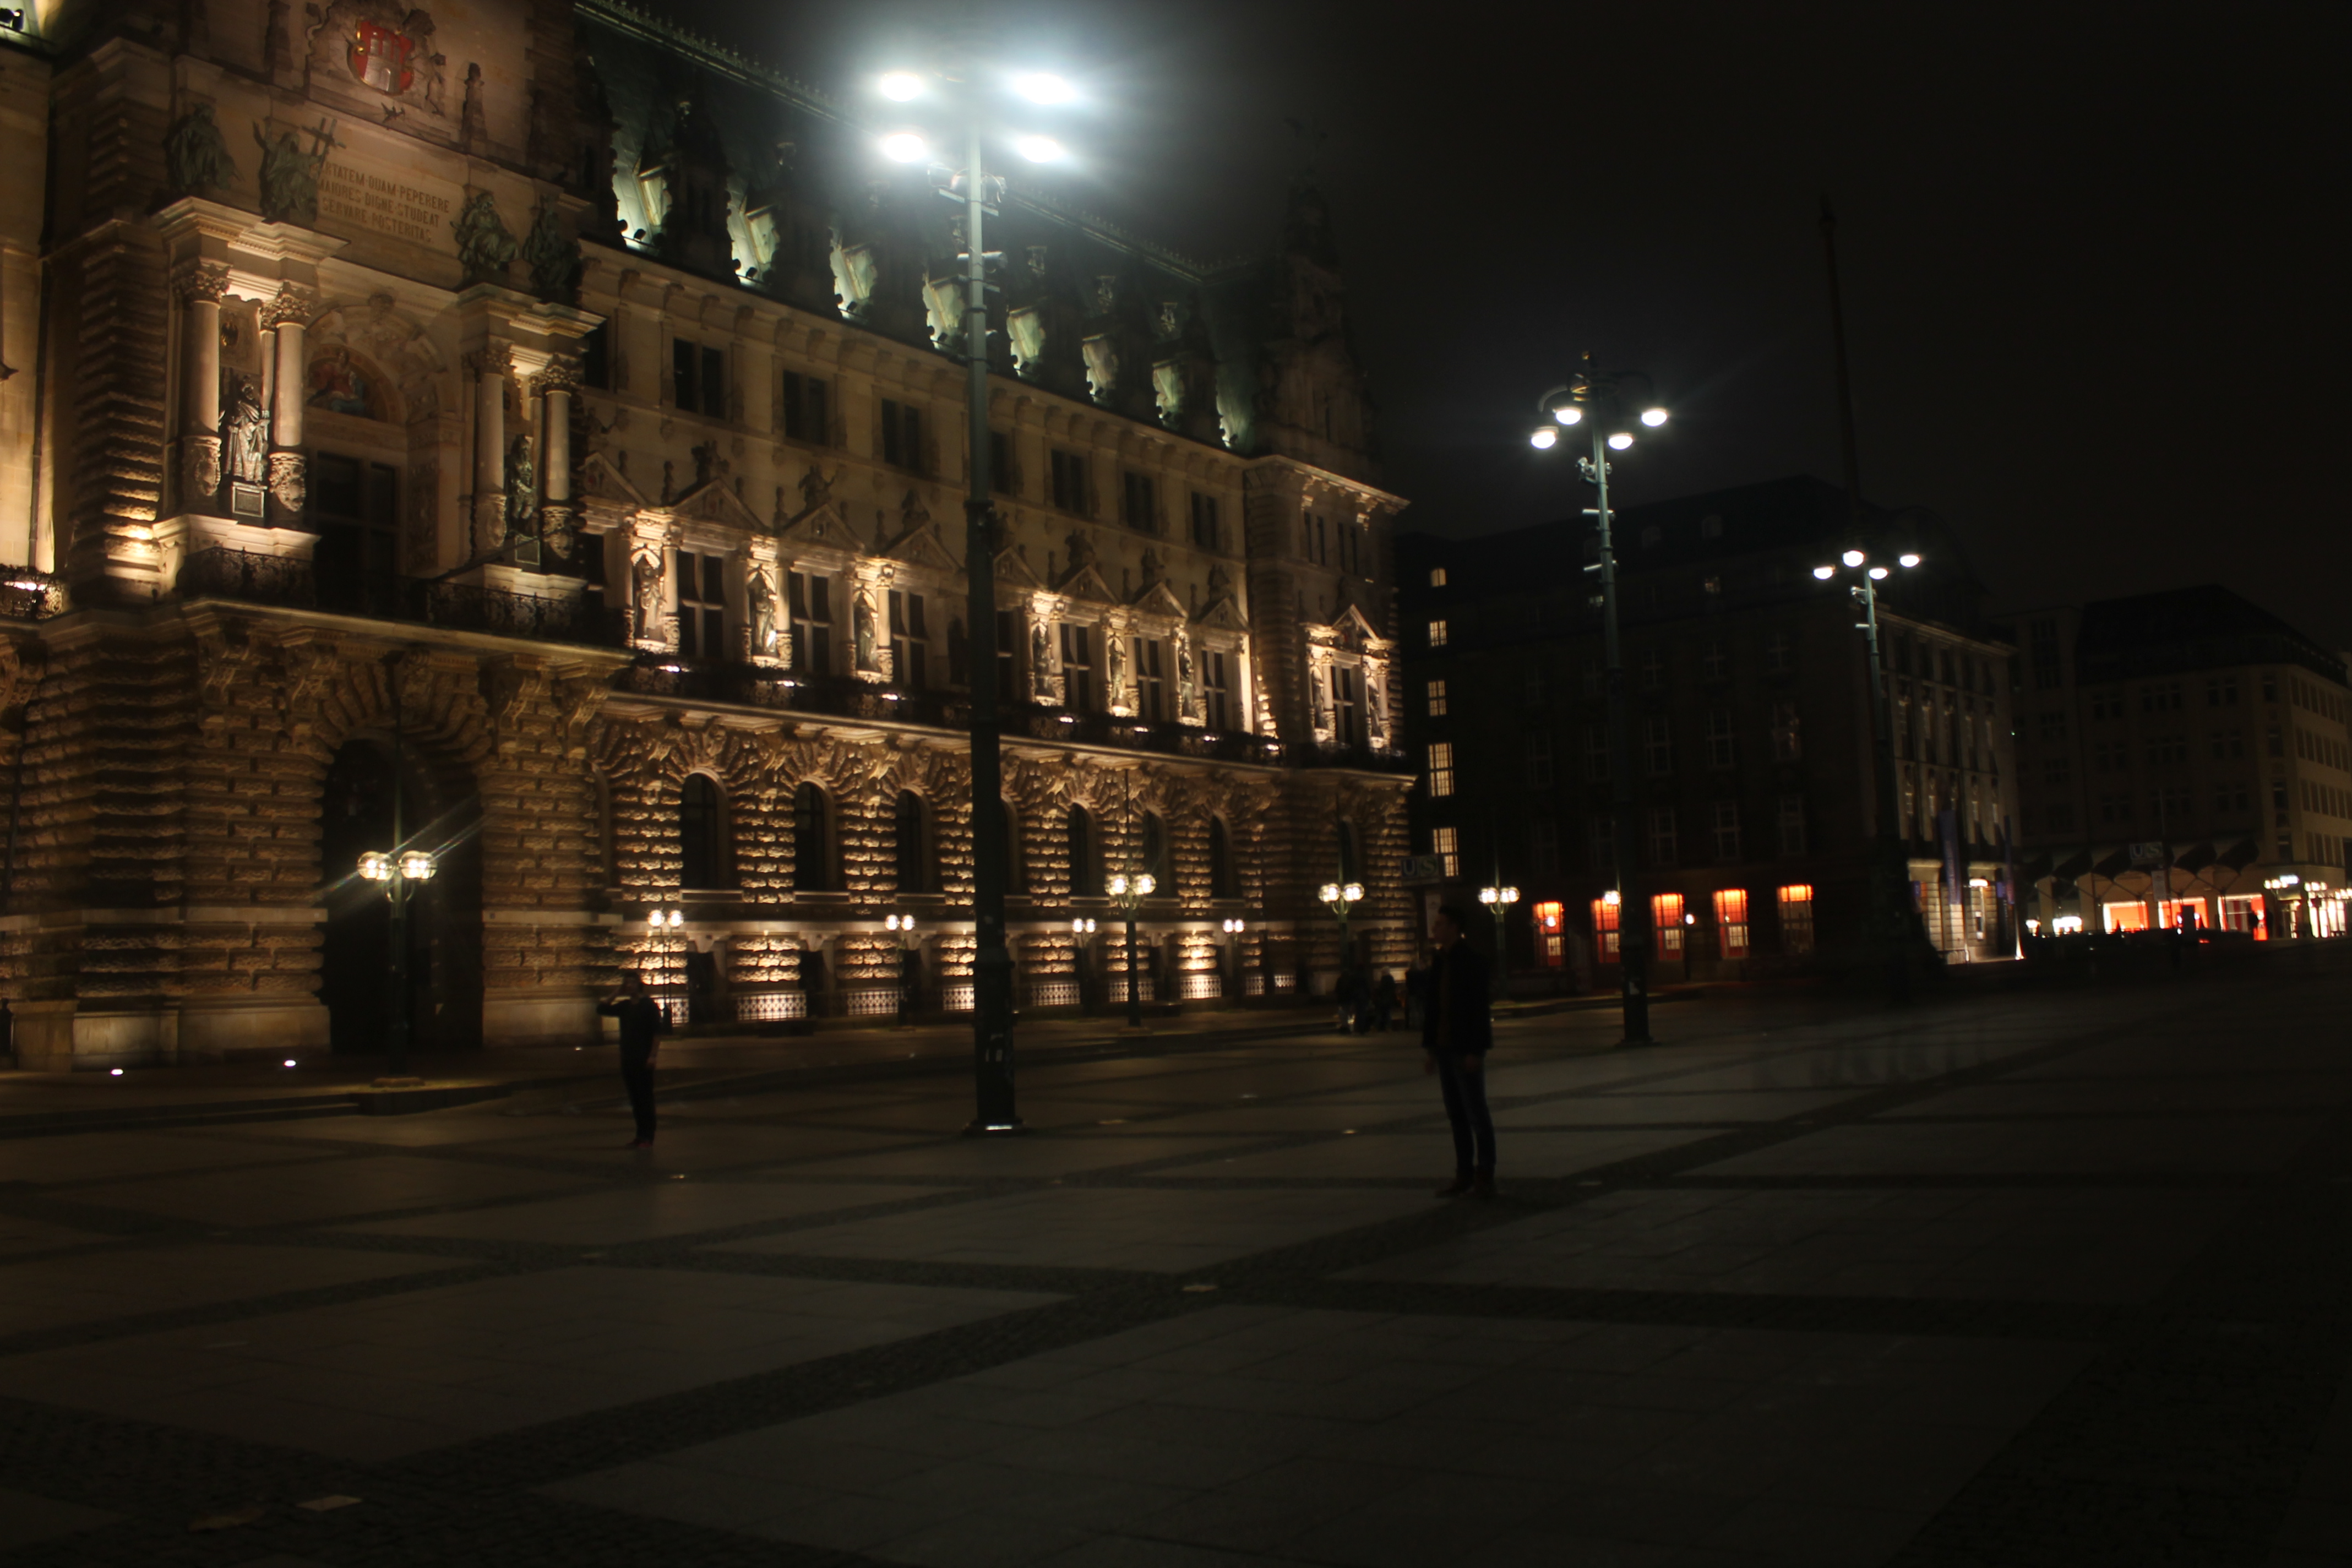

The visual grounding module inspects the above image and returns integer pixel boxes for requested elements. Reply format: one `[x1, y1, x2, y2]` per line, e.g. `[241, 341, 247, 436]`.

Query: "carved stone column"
[264, 286, 313, 519]
[175, 263, 230, 511]
[536, 357, 579, 559]
[471, 345, 510, 554]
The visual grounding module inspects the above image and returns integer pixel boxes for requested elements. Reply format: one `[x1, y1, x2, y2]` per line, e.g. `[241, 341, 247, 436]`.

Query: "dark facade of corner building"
[0, 0, 1414, 1072]
[2005, 587, 2352, 940]
[1398, 477, 2023, 986]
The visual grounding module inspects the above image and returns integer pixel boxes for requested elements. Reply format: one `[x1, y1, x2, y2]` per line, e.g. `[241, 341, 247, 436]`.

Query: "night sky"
[658, 1, 2351, 650]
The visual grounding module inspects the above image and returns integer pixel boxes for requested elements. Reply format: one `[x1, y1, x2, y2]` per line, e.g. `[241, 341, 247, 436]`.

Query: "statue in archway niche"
[853, 591, 880, 672]
[520, 201, 581, 304]
[748, 565, 783, 663]
[630, 548, 663, 644]
[223, 377, 270, 483]
[1030, 620, 1050, 698]
[1177, 636, 1197, 717]
[450, 189, 518, 285]
[165, 104, 238, 197]
[504, 432, 536, 540]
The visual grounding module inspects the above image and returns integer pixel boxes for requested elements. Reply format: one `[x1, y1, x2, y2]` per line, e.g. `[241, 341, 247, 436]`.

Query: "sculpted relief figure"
[254, 119, 336, 224]
[1177, 637, 1197, 716]
[451, 190, 518, 285]
[630, 548, 663, 642]
[504, 432, 536, 538]
[1030, 620, 1051, 696]
[853, 591, 880, 671]
[166, 104, 238, 196]
[749, 565, 783, 662]
[223, 378, 270, 483]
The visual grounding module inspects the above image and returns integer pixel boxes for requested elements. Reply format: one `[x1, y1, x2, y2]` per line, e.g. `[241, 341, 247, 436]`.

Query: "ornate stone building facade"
[0, 0, 1411, 1070]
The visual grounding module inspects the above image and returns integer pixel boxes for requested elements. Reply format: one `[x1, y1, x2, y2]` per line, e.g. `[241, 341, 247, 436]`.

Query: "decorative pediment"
[672, 477, 766, 531]
[778, 500, 852, 547]
[1193, 593, 1248, 633]
[1129, 579, 1187, 620]
[577, 451, 648, 507]
[994, 548, 1048, 592]
[1053, 559, 1119, 605]
[880, 519, 961, 575]
[1314, 603, 1385, 652]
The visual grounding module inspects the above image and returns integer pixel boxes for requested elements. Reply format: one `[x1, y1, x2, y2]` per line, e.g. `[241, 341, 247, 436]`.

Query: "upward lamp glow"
[1813, 565, 1837, 580]
[1842, 549, 1865, 568]
[1012, 71, 1076, 104]
[877, 70, 924, 101]
[1551, 404, 1583, 426]
[1640, 406, 1669, 427]
[1528, 427, 1558, 450]
[879, 130, 929, 163]
[1012, 134, 1065, 162]
[1869, 565, 1889, 579]
[1607, 431, 1635, 450]
[1898, 552, 1921, 568]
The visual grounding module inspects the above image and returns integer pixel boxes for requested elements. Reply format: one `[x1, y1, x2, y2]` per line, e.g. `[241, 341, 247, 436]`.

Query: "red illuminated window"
[1714, 889, 1750, 959]
[1535, 900, 1565, 967]
[1591, 895, 1620, 958]
[1777, 884, 1815, 955]
[1652, 892, 1685, 956]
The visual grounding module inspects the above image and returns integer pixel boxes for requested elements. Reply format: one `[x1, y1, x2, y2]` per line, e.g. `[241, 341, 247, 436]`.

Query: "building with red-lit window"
[1398, 477, 2021, 986]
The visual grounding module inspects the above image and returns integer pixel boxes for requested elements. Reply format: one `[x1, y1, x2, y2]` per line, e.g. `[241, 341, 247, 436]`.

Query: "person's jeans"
[1436, 1051, 1496, 1173]
[620, 1049, 657, 1142]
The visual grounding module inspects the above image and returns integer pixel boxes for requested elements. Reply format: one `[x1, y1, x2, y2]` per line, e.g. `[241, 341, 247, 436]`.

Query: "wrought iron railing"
[179, 548, 628, 648]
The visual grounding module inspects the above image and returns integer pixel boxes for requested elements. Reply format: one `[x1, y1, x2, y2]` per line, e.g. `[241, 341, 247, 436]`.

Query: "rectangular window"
[1428, 741, 1456, 798]
[1534, 899, 1565, 967]
[1429, 566, 1449, 588]
[1432, 825, 1460, 879]
[1204, 650, 1232, 731]
[672, 339, 726, 418]
[1713, 801, 1742, 861]
[1425, 679, 1449, 717]
[1330, 663, 1359, 746]
[1189, 491, 1220, 551]
[1649, 807, 1679, 867]
[582, 323, 612, 390]
[1531, 819, 1560, 874]
[1702, 641, 1729, 681]
[1777, 794, 1806, 854]
[1778, 884, 1816, 955]
[2208, 674, 2239, 707]
[1590, 814, 1616, 872]
[1122, 471, 1159, 533]
[1772, 700, 1802, 760]
[1639, 649, 1667, 692]
[1525, 731, 1554, 788]
[993, 609, 1017, 702]
[1653, 891, 1685, 955]
[780, 369, 830, 444]
[1714, 889, 1750, 959]
[1133, 636, 1166, 720]
[787, 570, 832, 676]
[1643, 715, 1673, 777]
[1048, 449, 1088, 513]
[879, 398, 924, 472]
[1303, 509, 1329, 564]
[1428, 619, 1449, 648]
[988, 431, 1016, 496]
[1059, 623, 1095, 711]
[888, 589, 928, 688]
[674, 549, 726, 659]
[1765, 632, 1792, 673]
[1707, 709, 1735, 770]
[2039, 711, 2067, 743]
[1592, 894, 1621, 958]
[2044, 755, 2071, 786]
[1586, 726, 1610, 782]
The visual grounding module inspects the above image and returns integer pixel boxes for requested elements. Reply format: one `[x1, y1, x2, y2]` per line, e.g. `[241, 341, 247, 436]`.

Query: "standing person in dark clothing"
[1422, 906, 1497, 1197]
[1373, 970, 1400, 1032]
[597, 971, 668, 1150]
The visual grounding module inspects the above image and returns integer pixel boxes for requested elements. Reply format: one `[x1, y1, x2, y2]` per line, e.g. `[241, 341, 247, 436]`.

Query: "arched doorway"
[319, 736, 484, 1057]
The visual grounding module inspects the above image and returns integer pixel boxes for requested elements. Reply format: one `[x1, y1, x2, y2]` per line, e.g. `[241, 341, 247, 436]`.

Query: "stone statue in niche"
[1208, 563, 1233, 600]
[1310, 664, 1334, 733]
[1030, 621, 1051, 696]
[253, 118, 336, 224]
[1139, 548, 1163, 586]
[1177, 637, 1197, 716]
[799, 464, 834, 512]
[165, 104, 238, 196]
[690, 440, 723, 488]
[1366, 673, 1389, 743]
[222, 377, 269, 483]
[520, 201, 581, 303]
[1106, 628, 1128, 700]
[458, 62, 486, 149]
[748, 565, 783, 662]
[1065, 529, 1096, 573]
[630, 549, 663, 643]
[853, 591, 880, 672]
[660, 460, 674, 505]
[504, 432, 535, 537]
[450, 189, 518, 285]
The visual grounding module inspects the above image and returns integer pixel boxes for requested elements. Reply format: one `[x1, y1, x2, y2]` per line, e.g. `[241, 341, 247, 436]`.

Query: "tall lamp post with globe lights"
[1813, 545, 1921, 996]
[1477, 883, 1518, 998]
[1527, 358, 1669, 1044]
[354, 679, 437, 1079]
[869, 61, 1080, 1133]
[1106, 871, 1155, 1030]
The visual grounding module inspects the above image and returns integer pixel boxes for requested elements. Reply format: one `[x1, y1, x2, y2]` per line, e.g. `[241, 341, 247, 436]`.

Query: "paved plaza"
[3, 961, 2351, 1566]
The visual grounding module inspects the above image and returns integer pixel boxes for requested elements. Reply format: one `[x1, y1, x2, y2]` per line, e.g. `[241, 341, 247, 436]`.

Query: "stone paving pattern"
[2, 962, 2350, 1565]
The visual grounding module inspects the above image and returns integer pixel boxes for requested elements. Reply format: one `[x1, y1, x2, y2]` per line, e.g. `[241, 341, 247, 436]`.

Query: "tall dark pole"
[1586, 401, 1651, 1044]
[385, 673, 411, 1077]
[1821, 199, 1915, 1002]
[962, 121, 1019, 1133]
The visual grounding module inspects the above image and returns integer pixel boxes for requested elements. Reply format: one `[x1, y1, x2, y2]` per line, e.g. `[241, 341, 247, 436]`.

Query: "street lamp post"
[886, 912, 918, 1023]
[1477, 883, 1519, 998]
[1106, 872, 1155, 1028]
[873, 63, 1077, 1134]
[1813, 546, 1920, 996]
[1317, 878, 1364, 1026]
[355, 847, 436, 1077]
[1528, 359, 1669, 1044]
[1221, 916, 1245, 1002]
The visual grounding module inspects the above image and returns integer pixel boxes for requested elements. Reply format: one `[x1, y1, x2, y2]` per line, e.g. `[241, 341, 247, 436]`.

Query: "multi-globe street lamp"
[1813, 546, 1920, 995]
[355, 847, 434, 1075]
[1527, 359, 1669, 1044]
[1106, 870, 1155, 1028]
[868, 60, 1081, 1134]
[886, 912, 919, 1022]
[1477, 883, 1518, 998]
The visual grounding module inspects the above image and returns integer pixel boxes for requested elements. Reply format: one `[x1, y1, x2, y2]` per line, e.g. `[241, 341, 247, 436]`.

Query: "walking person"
[597, 970, 668, 1150]
[1373, 969, 1400, 1032]
[1423, 906, 1497, 1197]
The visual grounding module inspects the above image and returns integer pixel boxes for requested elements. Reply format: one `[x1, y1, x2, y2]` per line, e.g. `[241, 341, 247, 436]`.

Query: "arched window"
[1336, 819, 1361, 886]
[793, 782, 831, 891]
[1207, 816, 1237, 899]
[1141, 811, 1170, 888]
[1066, 804, 1095, 896]
[1003, 800, 1027, 894]
[894, 790, 927, 893]
[680, 774, 726, 889]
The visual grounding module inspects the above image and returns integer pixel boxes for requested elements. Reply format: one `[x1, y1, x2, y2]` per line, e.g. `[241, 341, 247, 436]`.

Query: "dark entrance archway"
[319, 736, 484, 1057]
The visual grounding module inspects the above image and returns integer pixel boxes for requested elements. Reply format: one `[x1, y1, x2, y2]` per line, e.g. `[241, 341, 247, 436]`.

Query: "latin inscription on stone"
[319, 162, 456, 246]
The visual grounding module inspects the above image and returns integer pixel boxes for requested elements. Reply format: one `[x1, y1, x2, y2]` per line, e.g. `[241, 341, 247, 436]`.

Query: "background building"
[2007, 587, 2352, 940]
[1400, 476, 2021, 986]
[0, 0, 1412, 1071]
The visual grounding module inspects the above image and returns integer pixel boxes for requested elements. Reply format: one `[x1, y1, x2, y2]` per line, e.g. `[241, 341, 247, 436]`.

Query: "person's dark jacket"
[598, 994, 668, 1058]
[1420, 941, 1493, 1057]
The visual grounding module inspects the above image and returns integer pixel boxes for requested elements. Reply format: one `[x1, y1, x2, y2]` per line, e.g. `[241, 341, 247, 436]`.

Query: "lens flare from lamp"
[1869, 565, 1890, 580]
[1812, 565, 1837, 580]
[1898, 553, 1921, 568]
[399, 851, 435, 881]
[1012, 134, 1065, 162]
[1842, 549, 1865, 568]
[1343, 882, 1364, 903]
[1137, 874, 1156, 896]
[1108, 874, 1129, 897]
[1640, 406, 1669, 427]
[1479, 888, 1496, 905]
[877, 71, 924, 101]
[1319, 883, 1340, 903]
[1607, 432, 1634, 450]
[1551, 405, 1583, 426]
[1012, 71, 1076, 104]
[1528, 427, 1557, 450]
[358, 851, 393, 881]
[879, 131, 928, 163]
